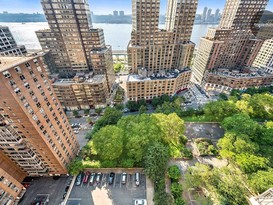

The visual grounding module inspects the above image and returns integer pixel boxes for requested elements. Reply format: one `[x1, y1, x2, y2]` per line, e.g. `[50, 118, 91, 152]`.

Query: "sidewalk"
[146, 177, 154, 205]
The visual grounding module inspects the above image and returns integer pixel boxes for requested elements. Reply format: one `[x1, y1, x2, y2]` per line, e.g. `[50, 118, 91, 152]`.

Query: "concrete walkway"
[146, 177, 154, 205]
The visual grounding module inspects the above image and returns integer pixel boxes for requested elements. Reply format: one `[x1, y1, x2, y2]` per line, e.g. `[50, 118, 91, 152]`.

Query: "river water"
[0, 22, 217, 51]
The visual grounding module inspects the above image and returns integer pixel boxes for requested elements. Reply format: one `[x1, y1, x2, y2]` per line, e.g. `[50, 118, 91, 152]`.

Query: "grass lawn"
[182, 115, 218, 123]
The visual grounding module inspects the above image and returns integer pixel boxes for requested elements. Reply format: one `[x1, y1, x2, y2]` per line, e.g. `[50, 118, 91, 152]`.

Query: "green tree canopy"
[204, 100, 238, 121]
[152, 113, 186, 147]
[92, 107, 123, 133]
[67, 158, 84, 176]
[144, 143, 170, 181]
[235, 154, 269, 174]
[117, 114, 163, 163]
[139, 105, 147, 114]
[93, 125, 124, 161]
[249, 169, 273, 193]
[221, 114, 260, 139]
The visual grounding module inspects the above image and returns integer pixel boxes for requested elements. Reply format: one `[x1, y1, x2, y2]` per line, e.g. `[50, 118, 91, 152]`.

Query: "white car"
[134, 199, 147, 205]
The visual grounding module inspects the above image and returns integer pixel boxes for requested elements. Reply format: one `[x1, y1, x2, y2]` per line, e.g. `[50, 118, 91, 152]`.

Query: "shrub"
[168, 165, 181, 181]
[171, 182, 183, 199]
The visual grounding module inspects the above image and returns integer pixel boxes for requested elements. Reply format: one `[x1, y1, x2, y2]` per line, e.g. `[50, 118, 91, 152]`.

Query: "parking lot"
[19, 176, 72, 205]
[68, 171, 146, 205]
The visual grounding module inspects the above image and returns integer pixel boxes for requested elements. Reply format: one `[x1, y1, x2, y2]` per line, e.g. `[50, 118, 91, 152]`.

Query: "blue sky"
[0, 0, 273, 15]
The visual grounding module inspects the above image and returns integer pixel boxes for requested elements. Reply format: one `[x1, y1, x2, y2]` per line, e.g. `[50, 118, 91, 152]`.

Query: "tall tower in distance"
[202, 7, 208, 22]
[192, 0, 271, 93]
[127, 0, 197, 101]
[206, 8, 212, 22]
[214, 9, 220, 22]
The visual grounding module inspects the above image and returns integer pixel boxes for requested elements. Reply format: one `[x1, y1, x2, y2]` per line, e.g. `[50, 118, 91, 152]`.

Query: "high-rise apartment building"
[127, 0, 197, 101]
[253, 38, 273, 69]
[0, 26, 27, 57]
[36, 0, 114, 76]
[36, 0, 115, 108]
[0, 55, 79, 177]
[192, 0, 269, 93]
[0, 151, 26, 205]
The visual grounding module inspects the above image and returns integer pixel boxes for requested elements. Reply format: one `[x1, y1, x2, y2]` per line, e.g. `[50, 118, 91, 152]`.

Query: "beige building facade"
[192, 0, 270, 90]
[127, 0, 197, 101]
[52, 73, 110, 110]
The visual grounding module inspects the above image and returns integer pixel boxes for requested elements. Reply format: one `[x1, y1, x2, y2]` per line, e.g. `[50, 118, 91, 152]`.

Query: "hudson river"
[0, 22, 217, 51]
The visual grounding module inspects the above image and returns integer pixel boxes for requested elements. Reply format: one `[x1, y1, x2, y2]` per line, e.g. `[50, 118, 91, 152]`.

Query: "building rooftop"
[53, 74, 105, 85]
[0, 56, 34, 72]
[127, 68, 191, 82]
[208, 68, 273, 79]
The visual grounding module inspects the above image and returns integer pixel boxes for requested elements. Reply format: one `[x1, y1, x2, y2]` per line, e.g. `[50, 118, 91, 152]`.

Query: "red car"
[83, 171, 91, 184]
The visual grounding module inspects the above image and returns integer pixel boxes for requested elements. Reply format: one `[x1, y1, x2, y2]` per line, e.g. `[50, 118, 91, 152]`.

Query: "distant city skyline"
[1, 0, 273, 15]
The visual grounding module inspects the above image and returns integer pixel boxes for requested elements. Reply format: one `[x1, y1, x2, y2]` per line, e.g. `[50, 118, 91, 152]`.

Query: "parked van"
[135, 173, 140, 186]
[121, 172, 127, 184]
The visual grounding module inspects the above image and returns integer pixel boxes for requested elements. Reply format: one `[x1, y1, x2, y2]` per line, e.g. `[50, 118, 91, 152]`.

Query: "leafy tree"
[249, 94, 273, 119]
[126, 101, 139, 112]
[67, 158, 84, 175]
[139, 105, 147, 114]
[152, 94, 171, 107]
[152, 113, 186, 147]
[235, 154, 269, 174]
[168, 165, 181, 181]
[114, 104, 124, 111]
[155, 102, 181, 115]
[120, 159, 135, 168]
[173, 96, 185, 106]
[171, 183, 183, 199]
[235, 100, 253, 115]
[249, 169, 273, 193]
[114, 62, 124, 73]
[118, 115, 163, 163]
[230, 89, 241, 98]
[92, 107, 123, 133]
[101, 160, 117, 168]
[93, 125, 124, 161]
[94, 108, 103, 115]
[85, 130, 93, 140]
[144, 143, 170, 181]
[219, 93, 228, 100]
[72, 110, 79, 117]
[221, 114, 260, 139]
[204, 100, 238, 121]
[84, 109, 90, 115]
[154, 191, 175, 205]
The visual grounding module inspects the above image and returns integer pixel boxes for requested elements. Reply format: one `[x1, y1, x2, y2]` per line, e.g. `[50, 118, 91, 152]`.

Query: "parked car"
[96, 172, 102, 183]
[89, 173, 96, 185]
[109, 172, 115, 185]
[135, 173, 140, 186]
[83, 171, 91, 184]
[134, 199, 147, 205]
[123, 108, 130, 113]
[75, 172, 83, 186]
[121, 172, 127, 184]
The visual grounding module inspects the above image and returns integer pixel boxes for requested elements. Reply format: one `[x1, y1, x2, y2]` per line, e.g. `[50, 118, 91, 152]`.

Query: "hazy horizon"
[1, 0, 272, 16]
